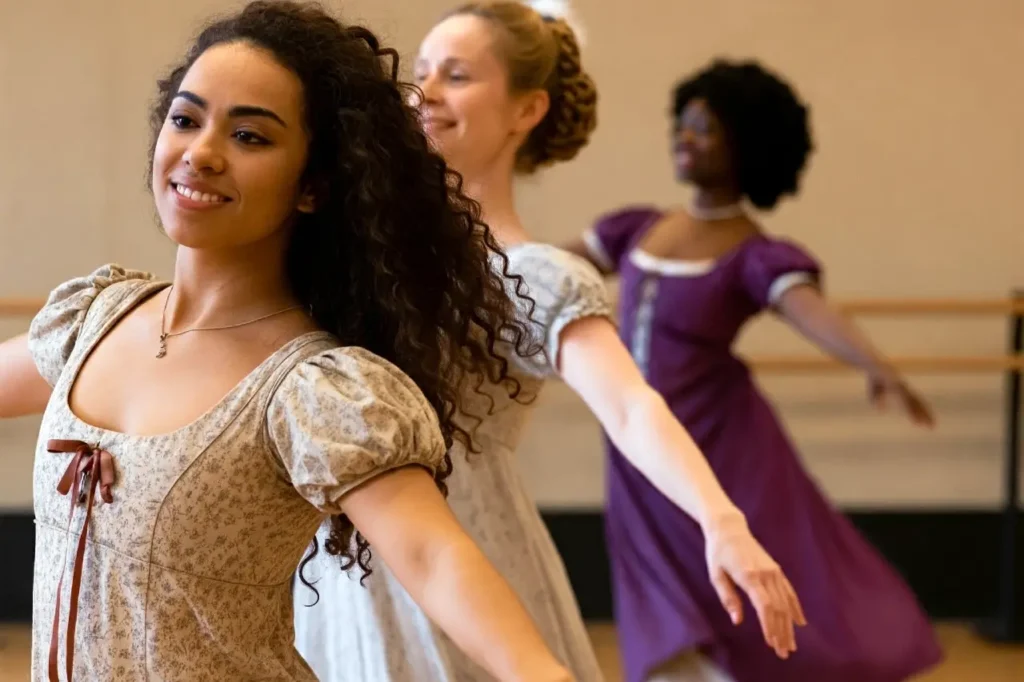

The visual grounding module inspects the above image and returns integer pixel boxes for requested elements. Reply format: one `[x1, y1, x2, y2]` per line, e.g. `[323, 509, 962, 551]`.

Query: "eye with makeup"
[167, 112, 270, 146]
[232, 129, 271, 146]
[169, 113, 198, 130]
[442, 63, 470, 83]
[415, 62, 470, 86]
[167, 91, 284, 148]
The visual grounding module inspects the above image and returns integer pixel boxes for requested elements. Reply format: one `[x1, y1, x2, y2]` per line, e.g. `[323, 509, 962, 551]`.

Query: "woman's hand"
[703, 514, 806, 659]
[867, 367, 935, 428]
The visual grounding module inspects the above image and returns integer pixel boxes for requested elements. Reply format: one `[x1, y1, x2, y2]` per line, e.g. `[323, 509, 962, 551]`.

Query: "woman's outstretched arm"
[342, 466, 573, 682]
[557, 316, 805, 658]
[0, 333, 53, 418]
[776, 285, 933, 427]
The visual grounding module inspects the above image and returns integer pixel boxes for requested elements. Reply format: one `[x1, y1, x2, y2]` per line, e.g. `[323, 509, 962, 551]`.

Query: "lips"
[423, 118, 456, 133]
[171, 182, 230, 204]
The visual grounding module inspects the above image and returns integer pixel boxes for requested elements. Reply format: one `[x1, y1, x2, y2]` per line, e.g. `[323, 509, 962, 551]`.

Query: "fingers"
[739, 569, 802, 659]
[913, 398, 936, 428]
[902, 389, 936, 428]
[710, 568, 743, 625]
[915, 406, 936, 428]
[783, 575, 807, 627]
[747, 577, 788, 658]
[869, 383, 887, 411]
[766, 575, 797, 654]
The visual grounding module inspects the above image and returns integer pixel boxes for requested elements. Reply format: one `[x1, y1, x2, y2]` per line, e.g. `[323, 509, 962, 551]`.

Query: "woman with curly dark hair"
[565, 59, 943, 681]
[0, 1, 582, 680]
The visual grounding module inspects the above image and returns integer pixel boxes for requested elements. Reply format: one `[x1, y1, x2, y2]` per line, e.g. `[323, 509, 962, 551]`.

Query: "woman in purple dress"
[566, 60, 943, 682]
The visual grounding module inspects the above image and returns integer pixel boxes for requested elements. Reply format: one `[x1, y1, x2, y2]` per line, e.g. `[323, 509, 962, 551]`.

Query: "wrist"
[866, 358, 898, 382]
[700, 507, 747, 538]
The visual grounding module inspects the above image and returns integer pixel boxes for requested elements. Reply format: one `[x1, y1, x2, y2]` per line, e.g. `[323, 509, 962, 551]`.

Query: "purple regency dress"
[583, 207, 943, 682]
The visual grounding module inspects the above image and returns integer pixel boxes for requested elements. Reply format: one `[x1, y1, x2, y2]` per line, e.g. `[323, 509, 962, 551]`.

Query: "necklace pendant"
[156, 334, 167, 359]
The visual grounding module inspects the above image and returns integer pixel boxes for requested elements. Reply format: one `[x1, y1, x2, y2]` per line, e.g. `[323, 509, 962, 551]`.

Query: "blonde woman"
[293, 3, 804, 681]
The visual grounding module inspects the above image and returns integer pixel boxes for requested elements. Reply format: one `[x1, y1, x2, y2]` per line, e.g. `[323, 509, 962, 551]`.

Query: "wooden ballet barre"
[749, 354, 1024, 373]
[2, 296, 1023, 317]
[0, 298, 47, 316]
[2, 295, 1024, 323]
[833, 298, 1024, 315]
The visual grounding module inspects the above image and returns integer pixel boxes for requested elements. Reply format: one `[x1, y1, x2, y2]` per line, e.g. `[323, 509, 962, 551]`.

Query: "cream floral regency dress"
[293, 244, 613, 682]
[27, 265, 447, 681]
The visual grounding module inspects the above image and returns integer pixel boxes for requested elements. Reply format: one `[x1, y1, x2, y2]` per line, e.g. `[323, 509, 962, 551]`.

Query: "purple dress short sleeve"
[583, 206, 661, 272]
[740, 238, 822, 309]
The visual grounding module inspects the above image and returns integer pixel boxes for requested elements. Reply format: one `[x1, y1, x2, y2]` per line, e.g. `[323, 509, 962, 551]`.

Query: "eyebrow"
[415, 56, 467, 70]
[173, 90, 288, 128]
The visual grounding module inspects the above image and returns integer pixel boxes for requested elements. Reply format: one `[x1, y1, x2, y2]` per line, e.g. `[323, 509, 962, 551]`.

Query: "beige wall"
[1, 0, 1021, 510]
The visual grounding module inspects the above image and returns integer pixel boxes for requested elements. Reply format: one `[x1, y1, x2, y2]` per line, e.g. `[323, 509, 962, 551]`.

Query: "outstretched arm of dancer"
[557, 316, 805, 658]
[776, 285, 934, 426]
[0, 333, 53, 418]
[342, 465, 573, 682]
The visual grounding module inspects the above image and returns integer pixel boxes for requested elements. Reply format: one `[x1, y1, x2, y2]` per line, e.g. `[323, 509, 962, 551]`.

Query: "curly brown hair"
[445, 1, 598, 173]
[146, 0, 539, 591]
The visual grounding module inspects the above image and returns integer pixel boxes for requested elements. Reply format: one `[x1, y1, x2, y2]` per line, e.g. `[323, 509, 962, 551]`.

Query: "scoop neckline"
[60, 279, 333, 442]
[628, 230, 768, 278]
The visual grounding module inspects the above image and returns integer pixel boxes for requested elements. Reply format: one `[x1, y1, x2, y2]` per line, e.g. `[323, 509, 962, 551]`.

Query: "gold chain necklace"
[156, 286, 303, 359]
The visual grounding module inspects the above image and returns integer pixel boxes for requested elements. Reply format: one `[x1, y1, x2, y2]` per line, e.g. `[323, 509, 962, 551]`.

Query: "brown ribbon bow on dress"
[46, 439, 116, 682]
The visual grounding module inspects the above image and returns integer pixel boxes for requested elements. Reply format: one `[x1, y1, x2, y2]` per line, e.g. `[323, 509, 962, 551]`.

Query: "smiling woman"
[0, 2, 580, 681]
[565, 59, 940, 682]
[293, 5, 808, 682]
[150, 43, 316, 251]
[163, 92, 278, 206]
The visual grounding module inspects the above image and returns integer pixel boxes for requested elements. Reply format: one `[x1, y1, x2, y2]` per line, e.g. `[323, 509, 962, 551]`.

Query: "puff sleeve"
[581, 206, 661, 273]
[505, 246, 613, 377]
[740, 238, 822, 311]
[28, 264, 157, 385]
[266, 347, 448, 514]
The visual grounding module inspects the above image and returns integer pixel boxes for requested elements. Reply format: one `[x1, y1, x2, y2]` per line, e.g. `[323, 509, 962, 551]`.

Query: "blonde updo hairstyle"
[445, 1, 597, 174]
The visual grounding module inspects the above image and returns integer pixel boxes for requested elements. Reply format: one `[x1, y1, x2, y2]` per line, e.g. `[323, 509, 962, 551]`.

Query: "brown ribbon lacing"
[46, 439, 116, 682]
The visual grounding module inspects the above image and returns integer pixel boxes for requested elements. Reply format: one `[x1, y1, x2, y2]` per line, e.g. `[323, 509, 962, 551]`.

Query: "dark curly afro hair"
[672, 59, 813, 209]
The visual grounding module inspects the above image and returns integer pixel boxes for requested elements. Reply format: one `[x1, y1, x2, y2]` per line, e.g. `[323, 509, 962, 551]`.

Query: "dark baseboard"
[1, 510, 1018, 627]
[544, 509, 1017, 623]
[0, 514, 34, 622]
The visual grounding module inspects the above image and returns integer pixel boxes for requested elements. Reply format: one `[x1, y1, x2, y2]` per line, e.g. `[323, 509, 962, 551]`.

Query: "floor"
[587, 622, 1024, 681]
[2, 622, 1021, 680]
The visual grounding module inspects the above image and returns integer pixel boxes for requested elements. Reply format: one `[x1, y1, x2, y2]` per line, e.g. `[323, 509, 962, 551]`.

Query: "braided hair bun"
[447, 2, 597, 174]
